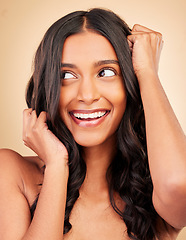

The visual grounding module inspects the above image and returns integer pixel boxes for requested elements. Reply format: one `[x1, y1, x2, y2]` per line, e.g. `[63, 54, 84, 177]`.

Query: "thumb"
[127, 38, 133, 52]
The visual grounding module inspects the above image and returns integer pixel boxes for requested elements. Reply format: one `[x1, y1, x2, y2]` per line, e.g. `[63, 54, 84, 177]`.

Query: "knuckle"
[40, 111, 47, 118]
[23, 109, 27, 115]
[155, 32, 163, 42]
[133, 24, 140, 29]
[25, 132, 32, 141]
[150, 32, 156, 38]
[31, 110, 37, 117]
[23, 108, 32, 116]
[26, 127, 38, 139]
[22, 133, 30, 145]
[142, 33, 150, 41]
[23, 109, 28, 118]
[32, 125, 39, 134]
[133, 24, 138, 29]
[150, 31, 162, 40]
[157, 31, 162, 38]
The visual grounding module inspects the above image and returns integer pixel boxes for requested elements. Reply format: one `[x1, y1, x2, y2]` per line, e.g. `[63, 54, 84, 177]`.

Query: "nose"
[77, 77, 101, 105]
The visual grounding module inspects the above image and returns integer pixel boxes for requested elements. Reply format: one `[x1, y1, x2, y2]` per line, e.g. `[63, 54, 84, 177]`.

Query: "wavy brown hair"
[26, 8, 159, 240]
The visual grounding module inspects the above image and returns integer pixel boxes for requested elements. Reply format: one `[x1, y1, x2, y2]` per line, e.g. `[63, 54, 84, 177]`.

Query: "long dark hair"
[26, 8, 159, 240]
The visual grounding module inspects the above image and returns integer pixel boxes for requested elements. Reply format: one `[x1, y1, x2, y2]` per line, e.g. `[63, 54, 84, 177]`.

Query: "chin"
[72, 131, 115, 148]
[74, 136, 104, 147]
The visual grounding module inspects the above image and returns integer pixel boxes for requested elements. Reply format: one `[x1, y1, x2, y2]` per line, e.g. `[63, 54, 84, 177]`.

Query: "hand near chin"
[22, 109, 69, 167]
[127, 24, 163, 81]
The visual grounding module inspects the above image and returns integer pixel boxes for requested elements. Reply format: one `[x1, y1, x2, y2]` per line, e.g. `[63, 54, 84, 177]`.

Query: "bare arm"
[23, 160, 69, 240]
[139, 69, 186, 229]
[0, 110, 69, 240]
[128, 24, 186, 229]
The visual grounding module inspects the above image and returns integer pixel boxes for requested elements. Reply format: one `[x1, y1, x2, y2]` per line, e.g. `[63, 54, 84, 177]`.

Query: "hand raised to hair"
[127, 24, 163, 81]
[22, 109, 69, 167]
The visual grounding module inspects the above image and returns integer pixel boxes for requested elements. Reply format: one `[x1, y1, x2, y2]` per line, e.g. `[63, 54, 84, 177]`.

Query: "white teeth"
[73, 111, 107, 119]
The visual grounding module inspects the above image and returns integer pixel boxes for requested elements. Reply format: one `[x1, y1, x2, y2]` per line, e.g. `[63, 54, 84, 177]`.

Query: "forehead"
[61, 31, 118, 63]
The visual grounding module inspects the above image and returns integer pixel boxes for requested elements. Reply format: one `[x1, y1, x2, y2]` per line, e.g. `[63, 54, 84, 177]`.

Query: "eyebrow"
[94, 60, 119, 67]
[61, 63, 77, 69]
[61, 60, 119, 69]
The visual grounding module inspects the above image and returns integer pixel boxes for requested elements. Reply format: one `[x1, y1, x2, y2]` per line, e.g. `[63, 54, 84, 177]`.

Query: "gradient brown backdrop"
[0, 0, 186, 238]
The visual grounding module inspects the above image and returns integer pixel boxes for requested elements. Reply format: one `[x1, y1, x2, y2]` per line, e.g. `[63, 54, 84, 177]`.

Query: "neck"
[79, 135, 116, 203]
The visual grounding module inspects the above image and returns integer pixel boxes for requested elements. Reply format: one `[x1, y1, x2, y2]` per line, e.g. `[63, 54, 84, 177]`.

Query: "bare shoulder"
[0, 149, 44, 239]
[0, 148, 27, 184]
[0, 148, 44, 205]
[0, 148, 43, 165]
[0, 148, 43, 177]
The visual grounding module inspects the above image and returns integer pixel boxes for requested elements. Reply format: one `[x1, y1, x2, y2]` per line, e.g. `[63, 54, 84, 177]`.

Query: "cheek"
[113, 95, 126, 122]
[105, 82, 126, 108]
[109, 85, 126, 120]
[114, 89, 126, 105]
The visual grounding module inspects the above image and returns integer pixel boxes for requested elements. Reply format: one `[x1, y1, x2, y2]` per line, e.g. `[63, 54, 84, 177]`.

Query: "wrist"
[136, 69, 159, 90]
[45, 157, 69, 178]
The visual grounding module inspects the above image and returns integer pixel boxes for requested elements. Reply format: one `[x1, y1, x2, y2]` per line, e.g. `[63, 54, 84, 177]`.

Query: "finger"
[127, 39, 133, 52]
[127, 32, 152, 45]
[128, 31, 163, 45]
[23, 108, 32, 116]
[28, 110, 37, 129]
[22, 109, 37, 141]
[131, 30, 163, 40]
[34, 111, 48, 129]
[132, 25, 163, 44]
[130, 31, 149, 35]
[127, 34, 138, 45]
[22, 109, 32, 139]
[132, 24, 154, 33]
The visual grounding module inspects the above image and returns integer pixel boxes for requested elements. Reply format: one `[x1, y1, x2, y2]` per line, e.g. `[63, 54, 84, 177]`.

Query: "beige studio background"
[0, 0, 186, 238]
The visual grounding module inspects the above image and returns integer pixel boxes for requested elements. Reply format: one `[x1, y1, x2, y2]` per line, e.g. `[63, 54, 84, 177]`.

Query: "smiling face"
[59, 31, 126, 147]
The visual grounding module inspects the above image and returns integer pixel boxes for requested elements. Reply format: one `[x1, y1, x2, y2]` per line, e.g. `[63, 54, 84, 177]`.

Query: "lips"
[72, 111, 107, 120]
[69, 109, 110, 127]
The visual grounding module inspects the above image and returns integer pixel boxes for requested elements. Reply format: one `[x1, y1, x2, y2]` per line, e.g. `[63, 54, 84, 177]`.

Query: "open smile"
[69, 109, 110, 127]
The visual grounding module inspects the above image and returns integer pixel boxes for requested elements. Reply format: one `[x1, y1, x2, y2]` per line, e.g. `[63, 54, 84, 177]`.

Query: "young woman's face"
[59, 31, 126, 147]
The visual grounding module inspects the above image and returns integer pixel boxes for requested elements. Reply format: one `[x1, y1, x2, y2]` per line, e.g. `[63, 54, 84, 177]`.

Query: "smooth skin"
[0, 24, 186, 240]
[59, 31, 126, 148]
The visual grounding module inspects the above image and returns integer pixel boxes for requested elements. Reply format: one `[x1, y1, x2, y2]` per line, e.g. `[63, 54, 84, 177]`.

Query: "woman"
[0, 8, 185, 240]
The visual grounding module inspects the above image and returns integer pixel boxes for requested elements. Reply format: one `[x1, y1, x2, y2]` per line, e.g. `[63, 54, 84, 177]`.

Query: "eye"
[61, 71, 76, 80]
[98, 68, 116, 78]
